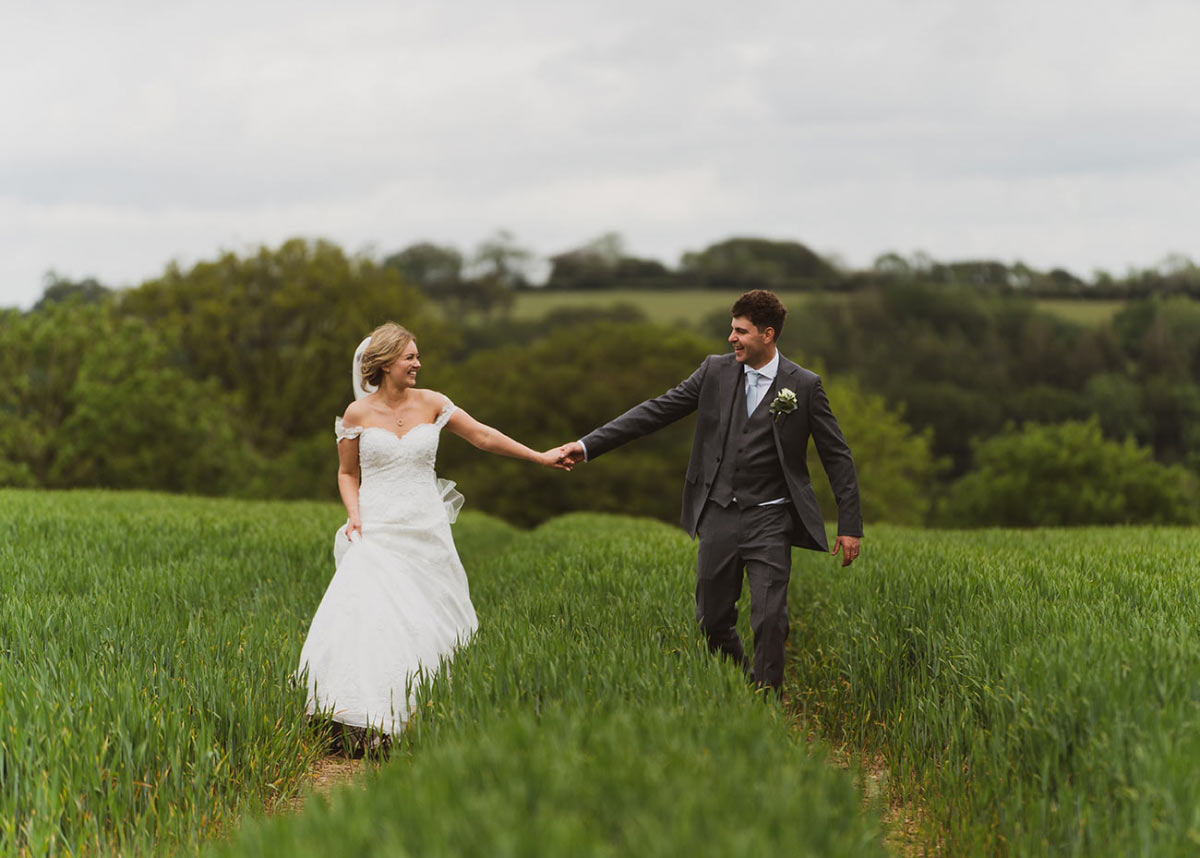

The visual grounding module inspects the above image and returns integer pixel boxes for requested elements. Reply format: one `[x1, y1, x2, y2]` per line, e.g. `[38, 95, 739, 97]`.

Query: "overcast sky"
[3, 0, 1198, 308]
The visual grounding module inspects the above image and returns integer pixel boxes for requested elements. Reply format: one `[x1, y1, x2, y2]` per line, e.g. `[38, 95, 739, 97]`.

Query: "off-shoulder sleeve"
[334, 416, 365, 441]
[434, 396, 458, 429]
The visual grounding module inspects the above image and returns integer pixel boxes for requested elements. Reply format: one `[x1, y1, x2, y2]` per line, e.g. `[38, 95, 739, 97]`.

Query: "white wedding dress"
[297, 396, 478, 735]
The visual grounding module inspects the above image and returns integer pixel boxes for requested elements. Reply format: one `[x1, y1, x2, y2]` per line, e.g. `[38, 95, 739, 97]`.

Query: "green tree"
[806, 373, 943, 526]
[382, 242, 464, 289]
[469, 229, 535, 289]
[681, 237, 837, 290]
[120, 238, 445, 456]
[938, 419, 1198, 527]
[0, 299, 107, 484]
[49, 315, 247, 494]
[1085, 373, 1151, 443]
[33, 272, 111, 311]
[546, 232, 672, 290]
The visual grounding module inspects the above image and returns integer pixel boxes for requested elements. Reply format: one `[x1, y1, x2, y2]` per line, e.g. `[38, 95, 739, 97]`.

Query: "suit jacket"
[581, 352, 863, 551]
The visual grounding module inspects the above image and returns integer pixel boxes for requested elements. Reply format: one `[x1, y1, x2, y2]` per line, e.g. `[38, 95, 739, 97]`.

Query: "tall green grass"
[0, 491, 883, 856]
[787, 525, 1200, 856]
[17, 489, 1196, 856]
[214, 513, 887, 857]
[0, 490, 347, 855]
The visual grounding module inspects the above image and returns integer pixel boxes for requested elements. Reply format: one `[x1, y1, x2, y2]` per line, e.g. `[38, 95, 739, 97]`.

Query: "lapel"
[770, 354, 800, 463]
[714, 355, 742, 443]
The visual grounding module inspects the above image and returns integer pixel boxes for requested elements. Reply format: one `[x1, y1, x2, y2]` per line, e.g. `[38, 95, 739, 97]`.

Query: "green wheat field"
[505, 288, 1128, 328]
[4, 489, 1200, 856]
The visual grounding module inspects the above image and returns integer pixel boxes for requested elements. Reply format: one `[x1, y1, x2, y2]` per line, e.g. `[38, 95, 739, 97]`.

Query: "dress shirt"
[743, 351, 787, 507]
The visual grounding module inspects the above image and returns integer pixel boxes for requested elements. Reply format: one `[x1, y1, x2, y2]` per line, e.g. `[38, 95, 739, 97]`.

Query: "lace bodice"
[334, 397, 458, 526]
[301, 395, 475, 737]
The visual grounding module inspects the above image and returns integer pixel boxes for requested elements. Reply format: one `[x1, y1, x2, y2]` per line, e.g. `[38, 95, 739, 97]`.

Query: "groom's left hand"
[832, 535, 861, 567]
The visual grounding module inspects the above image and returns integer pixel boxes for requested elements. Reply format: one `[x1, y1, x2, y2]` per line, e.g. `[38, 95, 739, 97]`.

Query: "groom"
[560, 290, 862, 692]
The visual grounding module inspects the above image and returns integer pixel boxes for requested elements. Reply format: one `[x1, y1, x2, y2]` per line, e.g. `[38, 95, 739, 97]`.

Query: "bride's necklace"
[386, 398, 407, 427]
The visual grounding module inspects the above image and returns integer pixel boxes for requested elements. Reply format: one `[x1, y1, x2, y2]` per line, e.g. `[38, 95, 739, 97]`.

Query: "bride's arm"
[337, 438, 363, 536]
[337, 403, 367, 537]
[445, 408, 572, 469]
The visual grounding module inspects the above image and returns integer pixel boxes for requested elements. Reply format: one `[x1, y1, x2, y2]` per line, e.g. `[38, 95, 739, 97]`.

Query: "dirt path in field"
[784, 696, 937, 857]
[271, 754, 368, 815]
[830, 746, 934, 857]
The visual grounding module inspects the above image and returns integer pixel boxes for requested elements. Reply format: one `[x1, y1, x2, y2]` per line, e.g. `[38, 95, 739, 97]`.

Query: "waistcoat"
[709, 376, 788, 507]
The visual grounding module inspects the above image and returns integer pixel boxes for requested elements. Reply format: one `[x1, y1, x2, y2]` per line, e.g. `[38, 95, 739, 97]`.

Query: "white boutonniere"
[769, 388, 798, 422]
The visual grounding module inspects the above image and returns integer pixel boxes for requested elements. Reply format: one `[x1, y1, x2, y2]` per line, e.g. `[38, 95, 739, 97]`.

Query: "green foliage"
[0, 299, 105, 482]
[809, 374, 944, 525]
[237, 431, 339, 501]
[789, 524, 1200, 855]
[0, 301, 247, 494]
[0, 309, 38, 487]
[546, 232, 674, 290]
[49, 315, 246, 493]
[784, 285, 1127, 473]
[32, 272, 112, 311]
[938, 419, 1199, 526]
[120, 238, 446, 456]
[468, 228, 535, 290]
[1084, 372, 1151, 442]
[681, 237, 836, 290]
[382, 241, 464, 289]
[429, 322, 711, 526]
[22, 237, 1200, 528]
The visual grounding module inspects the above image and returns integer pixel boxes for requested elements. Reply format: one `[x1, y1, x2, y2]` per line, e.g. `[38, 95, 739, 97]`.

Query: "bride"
[297, 322, 570, 738]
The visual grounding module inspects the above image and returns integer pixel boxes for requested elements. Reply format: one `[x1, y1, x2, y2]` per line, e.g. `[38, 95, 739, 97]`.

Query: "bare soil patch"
[270, 754, 369, 816]
[783, 693, 938, 857]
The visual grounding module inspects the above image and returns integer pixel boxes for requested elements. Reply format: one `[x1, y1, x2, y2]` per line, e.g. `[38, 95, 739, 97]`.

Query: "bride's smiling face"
[384, 340, 421, 388]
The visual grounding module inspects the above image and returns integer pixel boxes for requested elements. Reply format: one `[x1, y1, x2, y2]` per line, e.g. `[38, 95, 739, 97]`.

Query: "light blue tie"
[746, 370, 761, 416]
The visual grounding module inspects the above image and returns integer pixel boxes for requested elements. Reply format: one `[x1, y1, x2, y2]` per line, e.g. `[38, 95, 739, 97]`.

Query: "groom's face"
[729, 316, 775, 368]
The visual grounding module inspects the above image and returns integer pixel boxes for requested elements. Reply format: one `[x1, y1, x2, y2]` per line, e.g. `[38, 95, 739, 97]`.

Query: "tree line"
[4, 236, 1199, 528]
[381, 231, 1200, 301]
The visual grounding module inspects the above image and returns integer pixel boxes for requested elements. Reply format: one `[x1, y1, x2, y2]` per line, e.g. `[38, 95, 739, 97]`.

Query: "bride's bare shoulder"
[342, 399, 371, 424]
[417, 388, 449, 408]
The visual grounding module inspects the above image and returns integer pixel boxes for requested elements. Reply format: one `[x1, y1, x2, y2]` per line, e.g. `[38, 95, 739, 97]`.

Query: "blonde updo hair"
[360, 323, 415, 389]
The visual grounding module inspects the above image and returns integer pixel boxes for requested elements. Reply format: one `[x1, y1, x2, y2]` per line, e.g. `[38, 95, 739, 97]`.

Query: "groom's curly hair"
[731, 290, 787, 341]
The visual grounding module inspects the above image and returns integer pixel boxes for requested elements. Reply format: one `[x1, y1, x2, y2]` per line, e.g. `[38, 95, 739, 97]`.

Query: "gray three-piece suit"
[582, 351, 863, 689]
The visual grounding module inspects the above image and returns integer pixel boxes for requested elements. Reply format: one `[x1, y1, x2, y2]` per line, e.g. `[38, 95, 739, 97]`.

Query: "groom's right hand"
[559, 441, 586, 467]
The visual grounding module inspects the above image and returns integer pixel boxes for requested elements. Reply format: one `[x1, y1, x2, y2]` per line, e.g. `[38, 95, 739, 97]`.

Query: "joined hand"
[558, 441, 585, 468]
[541, 445, 576, 471]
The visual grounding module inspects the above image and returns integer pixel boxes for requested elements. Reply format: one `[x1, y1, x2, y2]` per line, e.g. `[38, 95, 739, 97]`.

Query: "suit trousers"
[694, 500, 793, 690]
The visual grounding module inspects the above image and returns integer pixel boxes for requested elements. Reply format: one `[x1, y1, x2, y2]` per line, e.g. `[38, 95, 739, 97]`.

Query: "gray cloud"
[3, 0, 1198, 307]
